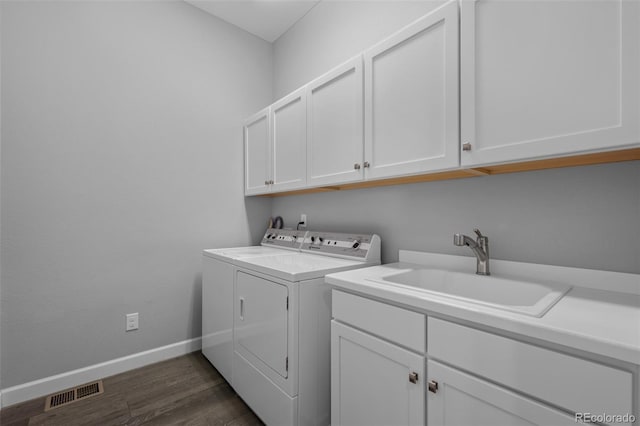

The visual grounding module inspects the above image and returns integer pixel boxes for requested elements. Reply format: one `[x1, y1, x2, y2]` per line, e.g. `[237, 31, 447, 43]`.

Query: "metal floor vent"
[44, 380, 104, 411]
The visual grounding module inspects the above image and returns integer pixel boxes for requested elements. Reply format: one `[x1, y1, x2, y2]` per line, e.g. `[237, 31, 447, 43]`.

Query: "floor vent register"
[44, 380, 104, 411]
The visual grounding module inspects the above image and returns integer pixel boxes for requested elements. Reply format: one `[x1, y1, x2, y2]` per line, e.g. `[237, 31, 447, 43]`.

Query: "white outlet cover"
[126, 313, 139, 331]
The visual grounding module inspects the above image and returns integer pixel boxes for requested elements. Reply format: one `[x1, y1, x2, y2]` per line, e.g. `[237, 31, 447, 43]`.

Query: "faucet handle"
[473, 228, 484, 238]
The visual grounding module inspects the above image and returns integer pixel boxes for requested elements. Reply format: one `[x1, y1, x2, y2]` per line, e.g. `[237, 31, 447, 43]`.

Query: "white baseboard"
[1, 337, 202, 409]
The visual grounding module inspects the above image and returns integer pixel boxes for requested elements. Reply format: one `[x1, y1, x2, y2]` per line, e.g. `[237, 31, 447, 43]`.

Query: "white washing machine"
[229, 231, 381, 426]
[202, 229, 306, 384]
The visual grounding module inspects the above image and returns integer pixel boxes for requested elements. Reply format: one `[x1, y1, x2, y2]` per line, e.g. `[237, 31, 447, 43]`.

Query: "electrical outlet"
[126, 313, 139, 331]
[300, 214, 307, 227]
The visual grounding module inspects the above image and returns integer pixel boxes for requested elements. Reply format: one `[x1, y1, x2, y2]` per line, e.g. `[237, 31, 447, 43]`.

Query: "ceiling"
[185, 0, 321, 43]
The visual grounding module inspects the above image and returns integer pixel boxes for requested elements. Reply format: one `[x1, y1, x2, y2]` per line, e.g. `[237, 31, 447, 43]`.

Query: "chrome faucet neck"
[453, 229, 490, 275]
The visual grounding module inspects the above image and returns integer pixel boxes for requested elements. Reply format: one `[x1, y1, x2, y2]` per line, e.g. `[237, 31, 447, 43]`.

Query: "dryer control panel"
[260, 228, 381, 262]
[301, 232, 381, 262]
[261, 228, 307, 250]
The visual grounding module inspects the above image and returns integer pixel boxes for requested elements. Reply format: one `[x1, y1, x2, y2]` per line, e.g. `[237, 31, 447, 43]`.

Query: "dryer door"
[235, 271, 289, 378]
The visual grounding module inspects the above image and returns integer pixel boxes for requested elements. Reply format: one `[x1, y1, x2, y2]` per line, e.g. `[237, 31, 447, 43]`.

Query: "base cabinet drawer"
[428, 318, 633, 422]
[332, 290, 425, 352]
[427, 360, 576, 426]
[331, 321, 424, 426]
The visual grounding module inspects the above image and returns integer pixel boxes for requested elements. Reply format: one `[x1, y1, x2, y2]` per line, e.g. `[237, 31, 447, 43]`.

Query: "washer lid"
[235, 253, 369, 282]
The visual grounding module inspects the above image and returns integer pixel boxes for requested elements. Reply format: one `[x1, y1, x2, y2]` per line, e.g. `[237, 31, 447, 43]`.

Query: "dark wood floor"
[0, 352, 263, 426]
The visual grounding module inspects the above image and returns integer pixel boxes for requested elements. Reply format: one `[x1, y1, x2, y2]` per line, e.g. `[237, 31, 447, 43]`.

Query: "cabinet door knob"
[354, 163, 361, 170]
[264, 180, 269, 185]
[462, 143, 472, 151]
[363, 161, 370, 168]
[428, 380, 438, 393]
[409, 372, 419, 384]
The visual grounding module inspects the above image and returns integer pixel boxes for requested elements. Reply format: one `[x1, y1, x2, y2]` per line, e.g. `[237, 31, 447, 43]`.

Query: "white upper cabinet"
[271, 88, 307, 192]
[307, 56, 364, 186]
[460, 0, 640, 167]
[364, 1, 459, 179]
[244, 107, 271, 195]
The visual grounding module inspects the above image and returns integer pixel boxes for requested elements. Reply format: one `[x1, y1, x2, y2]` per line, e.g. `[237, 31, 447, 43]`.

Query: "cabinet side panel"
[202, 258, 234, 384]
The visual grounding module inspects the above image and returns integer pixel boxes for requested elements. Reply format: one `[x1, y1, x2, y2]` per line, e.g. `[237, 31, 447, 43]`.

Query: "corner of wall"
[0, 0, 4, 398]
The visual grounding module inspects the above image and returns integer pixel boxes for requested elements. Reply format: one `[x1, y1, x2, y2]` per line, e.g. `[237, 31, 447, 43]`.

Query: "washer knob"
[352, 240, 361, 249]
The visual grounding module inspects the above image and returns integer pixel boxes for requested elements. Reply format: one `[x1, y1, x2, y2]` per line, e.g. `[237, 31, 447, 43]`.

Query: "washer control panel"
[260, 228, 381, 262]
[301, 232, 377, 259]
[261, 228, 307, 250]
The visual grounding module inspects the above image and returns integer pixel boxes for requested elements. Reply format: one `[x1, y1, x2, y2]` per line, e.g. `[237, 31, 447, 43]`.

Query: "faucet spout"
[453, 230, 490, 275]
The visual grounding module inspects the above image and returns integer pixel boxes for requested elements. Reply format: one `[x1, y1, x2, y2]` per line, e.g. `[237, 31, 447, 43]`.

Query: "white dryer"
[230, 231, 381, 426]
[202, 229, 306, 384]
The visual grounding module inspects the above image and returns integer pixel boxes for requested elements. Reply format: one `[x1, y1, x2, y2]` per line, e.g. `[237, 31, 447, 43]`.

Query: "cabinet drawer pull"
[239, 297, 245, 321]
[428, 380, 438, 393]
[409, 372, 419, 384]
[462, 143, 472, 151]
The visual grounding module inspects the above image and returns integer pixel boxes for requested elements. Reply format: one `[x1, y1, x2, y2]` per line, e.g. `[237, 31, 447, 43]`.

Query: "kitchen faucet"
[454, 229, 490, 275]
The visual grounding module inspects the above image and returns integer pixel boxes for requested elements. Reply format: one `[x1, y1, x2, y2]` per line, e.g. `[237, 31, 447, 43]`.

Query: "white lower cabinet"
[331, 321, 424, 426]
[427, 360, 576, 426]
[330, 290, 637, 426]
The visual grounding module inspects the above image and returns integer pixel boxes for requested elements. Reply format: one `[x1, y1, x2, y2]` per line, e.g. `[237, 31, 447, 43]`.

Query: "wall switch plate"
[126, 313, 139, 331]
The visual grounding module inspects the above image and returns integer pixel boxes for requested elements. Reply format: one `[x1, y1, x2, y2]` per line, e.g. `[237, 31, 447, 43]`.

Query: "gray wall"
[1, 1, 272, 388]
[271, 1, 640, 274]
[271, 163, 640, 274]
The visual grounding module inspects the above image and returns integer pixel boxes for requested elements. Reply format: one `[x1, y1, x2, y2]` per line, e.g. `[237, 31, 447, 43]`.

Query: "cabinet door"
[307, 56, 364, 186]
[271, 88, 307, 192]
[427, 360, 576, 426]
[460, 0, 640, 166]
[331, 321, 424, 426]
[244, 108, 271, 195]
[364, 1, 459, 179]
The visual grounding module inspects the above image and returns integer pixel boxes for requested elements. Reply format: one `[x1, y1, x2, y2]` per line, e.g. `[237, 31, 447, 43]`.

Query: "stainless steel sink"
[367, 268, 572, 317]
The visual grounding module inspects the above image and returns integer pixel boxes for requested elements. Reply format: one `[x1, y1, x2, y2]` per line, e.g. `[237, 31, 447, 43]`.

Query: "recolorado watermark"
[575, 413, 636, 424]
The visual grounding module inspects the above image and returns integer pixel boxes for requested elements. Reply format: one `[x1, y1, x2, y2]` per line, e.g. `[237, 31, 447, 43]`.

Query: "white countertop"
[325, 251, 640, 365]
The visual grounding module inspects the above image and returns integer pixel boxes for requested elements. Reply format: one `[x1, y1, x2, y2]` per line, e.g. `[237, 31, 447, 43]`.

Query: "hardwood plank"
[0, 353, 260, 426]
[27, 393, 130, 426]
[127, 383, 250, 426]
[0, 397, 45, 425]
[223, 410, 264, 426]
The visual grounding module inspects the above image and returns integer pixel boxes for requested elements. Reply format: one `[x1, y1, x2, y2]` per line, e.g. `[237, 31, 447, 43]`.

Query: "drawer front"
[332, 290, 425, 352]
[428, 318, 633, 420]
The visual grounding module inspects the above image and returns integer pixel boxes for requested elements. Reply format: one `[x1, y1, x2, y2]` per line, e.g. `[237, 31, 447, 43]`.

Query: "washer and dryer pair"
[202, 228, 381, 426]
